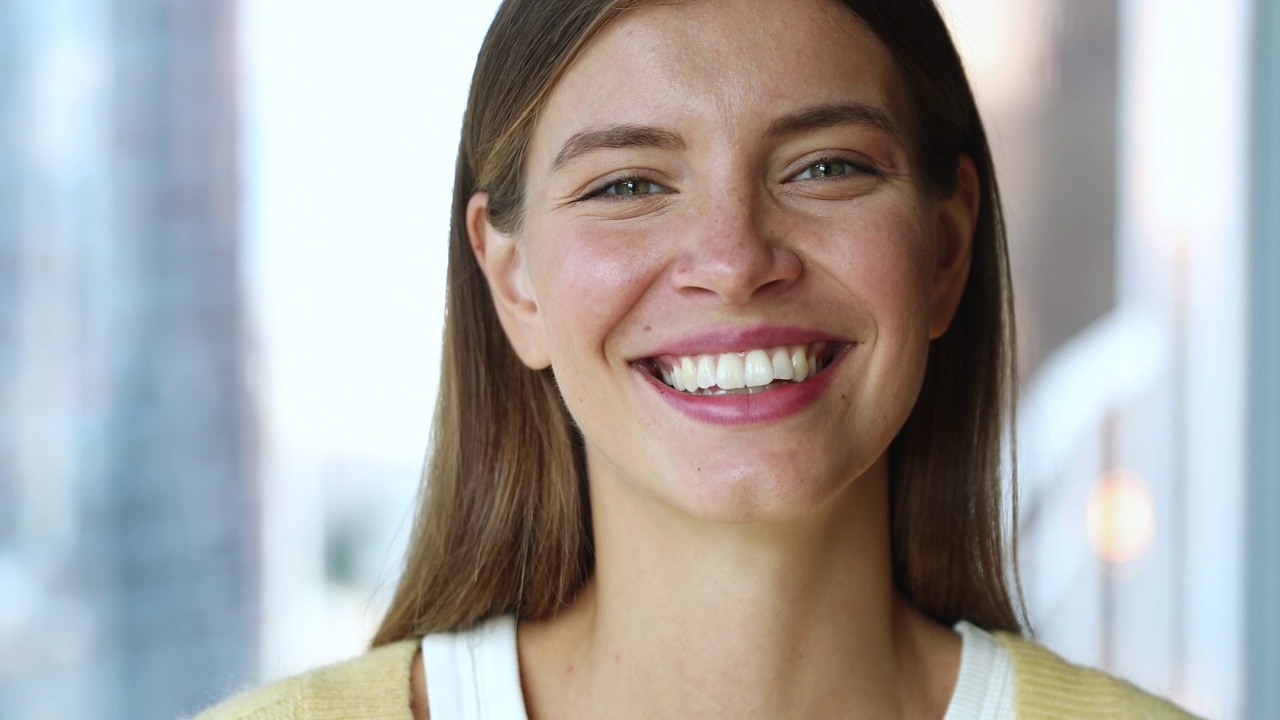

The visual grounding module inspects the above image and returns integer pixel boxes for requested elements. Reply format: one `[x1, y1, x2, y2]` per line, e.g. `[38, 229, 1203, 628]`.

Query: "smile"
[643, 342, 841, 396]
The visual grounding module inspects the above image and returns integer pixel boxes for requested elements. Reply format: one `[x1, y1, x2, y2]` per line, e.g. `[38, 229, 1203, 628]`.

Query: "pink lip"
[635, 325, 848, 359]
[638, 344, 853, 426]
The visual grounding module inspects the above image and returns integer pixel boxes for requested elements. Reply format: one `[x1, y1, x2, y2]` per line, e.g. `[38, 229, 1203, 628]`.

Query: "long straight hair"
[373, 0, 1022, 647]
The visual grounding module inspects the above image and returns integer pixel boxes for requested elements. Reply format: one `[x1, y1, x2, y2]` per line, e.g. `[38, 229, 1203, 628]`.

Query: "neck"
[518, 452, 960, 720]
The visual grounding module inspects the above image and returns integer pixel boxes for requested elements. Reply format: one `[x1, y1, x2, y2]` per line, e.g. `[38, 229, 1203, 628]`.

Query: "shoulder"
[191, 638, 421, 720]
[993, 632, 1202, 719]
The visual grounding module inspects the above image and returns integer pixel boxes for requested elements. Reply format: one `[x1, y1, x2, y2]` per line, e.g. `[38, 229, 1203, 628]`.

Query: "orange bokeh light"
[1087, 469, 1156, 564]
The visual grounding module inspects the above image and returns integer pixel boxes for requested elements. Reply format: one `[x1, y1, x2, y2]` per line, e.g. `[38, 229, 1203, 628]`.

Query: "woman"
[200, 0, 1195, 717]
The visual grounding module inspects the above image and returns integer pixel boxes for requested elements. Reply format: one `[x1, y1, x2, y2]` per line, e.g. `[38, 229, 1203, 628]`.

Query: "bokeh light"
[1087, 469, 1156, 565]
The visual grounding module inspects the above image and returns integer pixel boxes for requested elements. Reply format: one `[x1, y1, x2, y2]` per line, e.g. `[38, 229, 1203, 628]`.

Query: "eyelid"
[783, 144, 885, 175]
[577, 172, 672, 201]
[786, 152, 883, 182]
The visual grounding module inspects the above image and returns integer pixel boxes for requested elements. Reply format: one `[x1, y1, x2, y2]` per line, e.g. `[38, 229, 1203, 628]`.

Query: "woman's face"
[473, 0, 975, 523]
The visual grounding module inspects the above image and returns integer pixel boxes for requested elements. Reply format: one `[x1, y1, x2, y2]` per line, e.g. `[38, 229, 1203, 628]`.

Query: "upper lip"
[630, 325, 853, 360]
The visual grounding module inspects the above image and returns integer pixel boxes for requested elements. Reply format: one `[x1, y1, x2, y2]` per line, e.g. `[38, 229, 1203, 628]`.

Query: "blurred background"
[0, 0, 1275, 718]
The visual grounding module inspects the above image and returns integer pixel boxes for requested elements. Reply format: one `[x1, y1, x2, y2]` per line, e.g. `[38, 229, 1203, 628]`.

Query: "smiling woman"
[197, 0, 1197, 718]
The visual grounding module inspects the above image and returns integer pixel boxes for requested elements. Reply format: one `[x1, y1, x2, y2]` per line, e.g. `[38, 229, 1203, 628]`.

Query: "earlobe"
[929, 155, 980, 339]
[467, 192, 552, 369]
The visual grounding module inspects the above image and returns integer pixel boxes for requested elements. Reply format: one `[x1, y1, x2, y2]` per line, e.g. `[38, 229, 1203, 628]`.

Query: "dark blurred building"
[1006, 0, 1120, 373]
[0, 1, 258, 718]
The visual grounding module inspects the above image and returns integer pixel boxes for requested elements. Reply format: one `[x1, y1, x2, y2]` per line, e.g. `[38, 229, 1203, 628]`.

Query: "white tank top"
[421, 616, 1015, 719]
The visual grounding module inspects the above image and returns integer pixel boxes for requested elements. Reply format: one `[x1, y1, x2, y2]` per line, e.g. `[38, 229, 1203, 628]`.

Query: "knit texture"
[995, 633, 1200, 719]
[193, 639, 418, 720]
[194, 631, 1200, 719]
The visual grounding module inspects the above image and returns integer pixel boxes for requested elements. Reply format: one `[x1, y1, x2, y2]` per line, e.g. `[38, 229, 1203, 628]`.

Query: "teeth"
[771, 348, 793, 380]
[681, 357, 698, 392]
[653, 343, 832, 395]
[716, 352, 746, 390]
[790, 346, 809, 382]
[744, 349, 772, 387]
[696, 355, 716, 389]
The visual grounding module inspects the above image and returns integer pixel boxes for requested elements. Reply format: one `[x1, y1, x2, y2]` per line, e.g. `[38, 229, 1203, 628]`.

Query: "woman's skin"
[416, 0, 981, 717]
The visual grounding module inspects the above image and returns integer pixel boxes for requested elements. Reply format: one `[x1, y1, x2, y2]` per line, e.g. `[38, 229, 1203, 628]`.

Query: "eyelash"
[575, 155, 881, 202]
[790, 155, 881, 181]
[578, 175, 667, 202]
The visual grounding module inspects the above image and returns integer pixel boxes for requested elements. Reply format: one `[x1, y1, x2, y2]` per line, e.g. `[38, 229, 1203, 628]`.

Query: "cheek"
[527, 220, 667, 365]
[817, 202, 937, 334]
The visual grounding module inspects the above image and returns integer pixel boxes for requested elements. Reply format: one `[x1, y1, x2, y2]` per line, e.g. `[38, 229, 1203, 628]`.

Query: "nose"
[670, 191, 802, 305]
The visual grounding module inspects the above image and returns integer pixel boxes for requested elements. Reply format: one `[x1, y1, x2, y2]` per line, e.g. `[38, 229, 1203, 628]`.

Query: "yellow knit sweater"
[194, 632, 1199, 719]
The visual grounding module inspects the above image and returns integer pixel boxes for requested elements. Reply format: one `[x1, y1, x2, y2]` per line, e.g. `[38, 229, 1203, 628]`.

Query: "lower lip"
[642, 347, 851, 426]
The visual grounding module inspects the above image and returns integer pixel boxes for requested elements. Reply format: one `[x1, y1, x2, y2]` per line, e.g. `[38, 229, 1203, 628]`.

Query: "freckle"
[644, 325, 652, 332]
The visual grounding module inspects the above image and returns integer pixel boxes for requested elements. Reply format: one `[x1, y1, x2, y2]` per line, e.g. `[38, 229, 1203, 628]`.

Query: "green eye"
[603, 178, 662, 196]
[794, 160, 858, 180]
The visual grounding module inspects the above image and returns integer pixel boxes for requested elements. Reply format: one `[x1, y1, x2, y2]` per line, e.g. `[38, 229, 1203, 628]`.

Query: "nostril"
[670, 266, 800, 306]
[668, 235, 802, 305]
[757, 274, 796, 296]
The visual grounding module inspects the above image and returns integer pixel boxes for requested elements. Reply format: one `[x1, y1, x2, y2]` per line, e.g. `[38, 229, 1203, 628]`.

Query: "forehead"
[531, 0, 912, 160]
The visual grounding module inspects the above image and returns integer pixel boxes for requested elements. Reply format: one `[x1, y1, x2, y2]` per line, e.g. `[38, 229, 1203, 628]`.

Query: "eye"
[597, 177, 667, 197]
[792, 159, 865, 180]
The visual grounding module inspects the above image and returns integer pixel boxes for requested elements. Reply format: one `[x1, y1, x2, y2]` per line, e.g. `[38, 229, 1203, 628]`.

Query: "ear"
[467, 192, 551, 369]
[928, 154, 980, 339]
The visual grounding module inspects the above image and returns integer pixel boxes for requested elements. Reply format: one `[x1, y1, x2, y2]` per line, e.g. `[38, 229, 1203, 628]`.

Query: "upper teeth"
[656, 344, 828, 394]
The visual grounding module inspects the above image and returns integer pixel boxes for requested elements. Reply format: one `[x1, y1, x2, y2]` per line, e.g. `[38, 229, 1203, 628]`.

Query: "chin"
[584, 430, 890, 528]
[657, 457, 872, 526]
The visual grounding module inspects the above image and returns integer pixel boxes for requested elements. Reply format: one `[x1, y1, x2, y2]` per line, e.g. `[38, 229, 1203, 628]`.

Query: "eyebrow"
[549, 124, 686, 173]
[546, 102, 905, 175]
[765, 102, 906, 144]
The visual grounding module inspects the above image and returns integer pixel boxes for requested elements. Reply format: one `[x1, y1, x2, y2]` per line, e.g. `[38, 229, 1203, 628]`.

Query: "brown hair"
[373, 0, 1022, 647]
